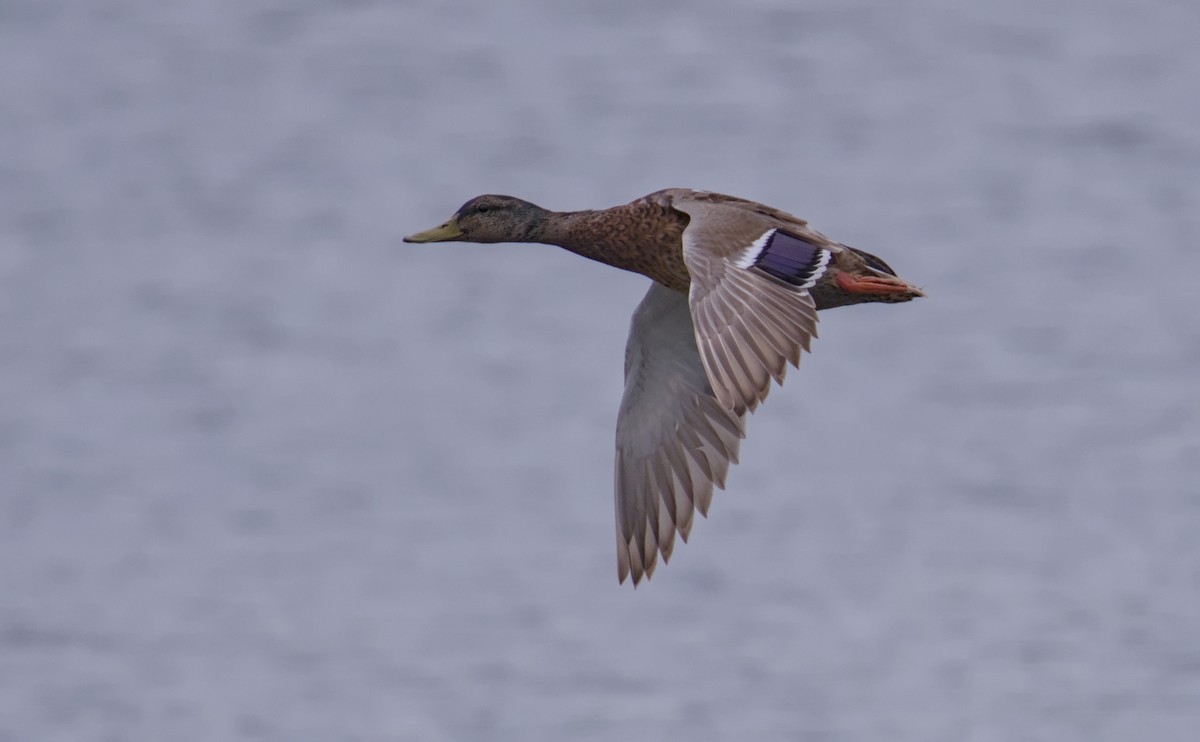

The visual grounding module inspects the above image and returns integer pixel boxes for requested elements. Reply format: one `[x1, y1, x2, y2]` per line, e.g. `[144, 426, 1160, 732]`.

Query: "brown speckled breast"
[550, 202, 693, 292]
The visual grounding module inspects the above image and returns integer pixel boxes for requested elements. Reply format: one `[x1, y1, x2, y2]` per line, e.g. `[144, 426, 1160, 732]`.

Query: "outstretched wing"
[673, 197, 833, 415]
[614, 282, 746, 585]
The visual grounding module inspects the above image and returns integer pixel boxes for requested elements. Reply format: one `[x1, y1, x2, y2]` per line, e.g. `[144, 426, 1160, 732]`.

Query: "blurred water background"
[2, 0, 1199, 740]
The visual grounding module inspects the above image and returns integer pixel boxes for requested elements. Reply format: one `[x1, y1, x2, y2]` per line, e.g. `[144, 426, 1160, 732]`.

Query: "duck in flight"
[405, 189, 923, 585]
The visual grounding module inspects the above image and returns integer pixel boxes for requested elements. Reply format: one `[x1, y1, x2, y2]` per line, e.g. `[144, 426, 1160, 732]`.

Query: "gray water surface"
[2, 1, 1199, 740]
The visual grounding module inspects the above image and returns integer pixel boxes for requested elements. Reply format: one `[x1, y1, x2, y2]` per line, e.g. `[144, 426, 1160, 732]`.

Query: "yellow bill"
[403, 218, 463, 243]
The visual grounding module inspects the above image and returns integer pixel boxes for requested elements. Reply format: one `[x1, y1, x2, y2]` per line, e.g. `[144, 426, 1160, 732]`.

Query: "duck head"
[404, 195, 550, 244]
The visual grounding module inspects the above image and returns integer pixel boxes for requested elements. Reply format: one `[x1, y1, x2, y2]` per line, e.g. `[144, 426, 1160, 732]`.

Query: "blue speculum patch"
[754, 231, 829, 287]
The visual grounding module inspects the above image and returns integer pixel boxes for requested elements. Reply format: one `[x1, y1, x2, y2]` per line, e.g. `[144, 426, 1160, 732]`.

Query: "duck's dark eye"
[477, 205, 490, 213]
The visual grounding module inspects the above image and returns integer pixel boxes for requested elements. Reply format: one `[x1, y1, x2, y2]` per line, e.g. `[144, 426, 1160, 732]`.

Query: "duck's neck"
[532, 209, 615, 264]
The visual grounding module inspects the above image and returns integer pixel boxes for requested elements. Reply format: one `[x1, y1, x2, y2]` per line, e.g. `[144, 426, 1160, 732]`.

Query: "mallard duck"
[405, 189, 923, 585]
